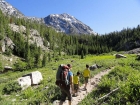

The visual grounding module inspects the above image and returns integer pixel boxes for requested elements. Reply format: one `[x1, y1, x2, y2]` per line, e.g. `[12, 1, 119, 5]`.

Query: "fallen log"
[96, 88, 119, 102]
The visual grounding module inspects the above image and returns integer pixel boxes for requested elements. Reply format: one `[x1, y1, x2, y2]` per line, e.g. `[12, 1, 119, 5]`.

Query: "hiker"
[83, 64, 90, 90]
[73, 71, 80, 97]
[60, 64, 73, 105]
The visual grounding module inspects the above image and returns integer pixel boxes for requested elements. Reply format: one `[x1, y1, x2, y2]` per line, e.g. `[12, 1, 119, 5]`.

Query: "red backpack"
[55, 64, 69, 88]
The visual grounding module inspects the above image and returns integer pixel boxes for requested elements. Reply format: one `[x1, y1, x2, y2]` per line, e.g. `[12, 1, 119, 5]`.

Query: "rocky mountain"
[0, 0, 44, 23]
[0, 0, 24, 18]
[0, 0, 96, 35]
[44, 13, 96, 35]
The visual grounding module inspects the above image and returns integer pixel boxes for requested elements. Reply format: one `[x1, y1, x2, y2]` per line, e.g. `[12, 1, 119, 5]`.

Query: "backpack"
[55, 64, 69, 88]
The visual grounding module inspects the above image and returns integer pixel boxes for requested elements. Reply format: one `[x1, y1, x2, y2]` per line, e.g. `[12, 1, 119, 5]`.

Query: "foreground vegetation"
[79, 54, 140, 105]
[0, 53, 139, 105]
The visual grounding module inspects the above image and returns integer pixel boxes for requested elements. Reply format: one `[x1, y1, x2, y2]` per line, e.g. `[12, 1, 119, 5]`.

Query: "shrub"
[136, 55, 140, 61]
[0, 34, 4, 40]
[2, 81, 22, 94]
[13, 60, 27, 71]
[0, 62, 4, 72]
[21, 87, 34, 99]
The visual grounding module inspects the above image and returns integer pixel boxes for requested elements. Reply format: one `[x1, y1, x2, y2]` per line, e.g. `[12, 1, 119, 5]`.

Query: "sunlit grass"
[79, 55, 140, 105]
[0, 53, 139, 104]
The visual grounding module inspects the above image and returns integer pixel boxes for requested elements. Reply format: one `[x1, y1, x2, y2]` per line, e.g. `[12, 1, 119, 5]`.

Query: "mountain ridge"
[0, 0, 96, 35]
[44, 13, 95, 35]
[0, 0, 24, 18]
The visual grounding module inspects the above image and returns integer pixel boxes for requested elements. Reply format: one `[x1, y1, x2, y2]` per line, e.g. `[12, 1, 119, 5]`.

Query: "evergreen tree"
[81, 50, 84, 59]
[42, 53, 47, 67]
[48, 52, 51, 62]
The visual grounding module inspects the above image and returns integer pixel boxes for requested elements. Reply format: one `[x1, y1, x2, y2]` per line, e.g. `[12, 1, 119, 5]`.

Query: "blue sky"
[6, 0, 140, 35]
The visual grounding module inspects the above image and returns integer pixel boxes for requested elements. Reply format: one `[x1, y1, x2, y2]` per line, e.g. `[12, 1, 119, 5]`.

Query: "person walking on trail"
[83, 64, 90, 90]
[60, 64, 73, 105]
[73, 71, 80, 97]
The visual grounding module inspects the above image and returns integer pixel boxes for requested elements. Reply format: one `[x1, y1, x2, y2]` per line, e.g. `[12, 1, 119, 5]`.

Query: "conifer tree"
[48, 52, 51, 62]
[42, 53, 47, 67]
[81, 50, 84, 59]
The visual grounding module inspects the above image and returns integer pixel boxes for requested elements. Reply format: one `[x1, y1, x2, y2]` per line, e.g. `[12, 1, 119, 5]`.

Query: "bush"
[2, 81, 22, 95]
[0, 62, 4, 72]
[0, 34, 4, 40]
[136, 55, 140, 60]
[21, 87, 34, 99]
[13, 60, 27, 71]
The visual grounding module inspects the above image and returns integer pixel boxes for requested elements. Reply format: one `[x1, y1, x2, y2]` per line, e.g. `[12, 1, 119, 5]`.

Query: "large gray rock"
[89, 64, 102, 70]
[115, 54, 126, 58]
[4, 66, 12, 70]
[18, 71, 43, 90]
[30, 71, 43, 84]
[90, 64, 98, 70]
[18, 76, 31, 90]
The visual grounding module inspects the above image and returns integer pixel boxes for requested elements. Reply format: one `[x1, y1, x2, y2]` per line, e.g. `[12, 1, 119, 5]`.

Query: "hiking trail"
[53, 67, 113, 105]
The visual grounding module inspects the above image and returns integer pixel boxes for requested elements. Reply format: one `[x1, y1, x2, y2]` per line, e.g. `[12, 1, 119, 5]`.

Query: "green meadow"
[0, 53, 140, 105]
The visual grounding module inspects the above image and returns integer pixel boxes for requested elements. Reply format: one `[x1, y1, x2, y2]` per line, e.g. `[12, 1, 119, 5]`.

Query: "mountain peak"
[0, 0, 96, 35]
[44, 13, 96, 35]
[0, 0, 24, 18]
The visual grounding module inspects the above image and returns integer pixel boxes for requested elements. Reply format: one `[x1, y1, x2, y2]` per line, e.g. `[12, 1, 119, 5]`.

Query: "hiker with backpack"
[55, 64, 73, 105]
[83, 64, 90, 90]
[73, 71, 80, 97]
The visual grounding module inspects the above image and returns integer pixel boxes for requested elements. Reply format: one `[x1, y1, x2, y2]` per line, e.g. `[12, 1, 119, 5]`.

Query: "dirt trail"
[53, 68, 113, 105]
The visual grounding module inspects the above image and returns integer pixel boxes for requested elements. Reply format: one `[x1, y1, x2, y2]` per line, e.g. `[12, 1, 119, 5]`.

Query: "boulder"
[89, 64, 102, 70]
[18, 71, 43, 90]
[18, 76, 31, 90]
[4, 66, 13, 70]
[89, 64, 98, 70]
[30, 71, 43, 84]
[115, 54, 126, 58]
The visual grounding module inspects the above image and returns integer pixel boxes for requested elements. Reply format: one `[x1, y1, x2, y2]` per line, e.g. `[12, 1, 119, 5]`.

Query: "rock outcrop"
[0, 37, 15, 52]
[9, 24, 50, 51]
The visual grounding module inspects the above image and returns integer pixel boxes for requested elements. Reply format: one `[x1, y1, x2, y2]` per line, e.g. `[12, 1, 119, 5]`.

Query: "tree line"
[0, 9, 140, 70]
